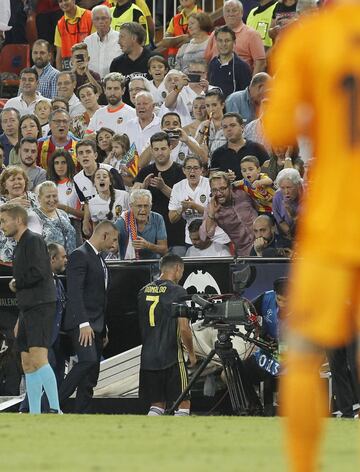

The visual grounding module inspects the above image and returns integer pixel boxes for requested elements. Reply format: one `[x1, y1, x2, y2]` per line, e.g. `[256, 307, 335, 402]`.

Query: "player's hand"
[9, 278, 16, 293]
[150, 172, 165, 190]
[142, 173, 154, 189]
[132, 236, 149, 250]
[79, 325, 94, 347]
[103, 334, 109, 348]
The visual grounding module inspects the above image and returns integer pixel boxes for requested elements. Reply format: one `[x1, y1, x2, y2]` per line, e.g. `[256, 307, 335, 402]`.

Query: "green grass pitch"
[0, 415, 358, 471]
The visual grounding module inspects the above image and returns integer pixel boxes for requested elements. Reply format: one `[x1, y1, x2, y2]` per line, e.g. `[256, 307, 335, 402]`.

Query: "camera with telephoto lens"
[172, 265, 258, 331]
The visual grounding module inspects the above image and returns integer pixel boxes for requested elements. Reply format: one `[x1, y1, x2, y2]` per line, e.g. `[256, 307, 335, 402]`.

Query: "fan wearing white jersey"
[87, 72, 136, 134]
[89, 168, 129, 225]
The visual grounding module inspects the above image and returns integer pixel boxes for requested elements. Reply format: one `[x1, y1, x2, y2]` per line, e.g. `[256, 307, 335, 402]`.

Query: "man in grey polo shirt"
[19, 137, 46, 191]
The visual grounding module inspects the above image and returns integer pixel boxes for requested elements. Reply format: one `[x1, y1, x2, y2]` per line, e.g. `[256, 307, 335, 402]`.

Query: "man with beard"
[31, 40, 60, 100]
[18, 138, 46, 191]
[87, 72, 136, 134]
[250, 214, 292, 257]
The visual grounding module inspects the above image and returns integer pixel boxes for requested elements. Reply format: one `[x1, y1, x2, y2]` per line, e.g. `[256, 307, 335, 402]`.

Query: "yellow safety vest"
[247, 2, 278, 48]
[111, 4, 149, 45]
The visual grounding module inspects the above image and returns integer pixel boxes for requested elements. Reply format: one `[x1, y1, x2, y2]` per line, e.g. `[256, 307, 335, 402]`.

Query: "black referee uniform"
[138, 279, 189, 404]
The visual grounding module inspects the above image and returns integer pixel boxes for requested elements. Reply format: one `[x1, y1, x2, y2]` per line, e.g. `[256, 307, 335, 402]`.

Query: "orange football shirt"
[263, 2, 360, 263]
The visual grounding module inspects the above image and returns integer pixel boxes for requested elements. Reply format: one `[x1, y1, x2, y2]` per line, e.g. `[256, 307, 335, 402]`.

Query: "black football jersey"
[138, 279, 187, 370]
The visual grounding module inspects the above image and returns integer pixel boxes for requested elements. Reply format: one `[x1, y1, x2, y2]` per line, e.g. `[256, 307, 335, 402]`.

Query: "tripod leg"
[218, 349, 249, 415]
[166, 349, 217, 415]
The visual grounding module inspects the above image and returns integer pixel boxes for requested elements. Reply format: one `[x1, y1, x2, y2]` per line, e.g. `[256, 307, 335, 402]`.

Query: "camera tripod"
[167, 324, 251, 416]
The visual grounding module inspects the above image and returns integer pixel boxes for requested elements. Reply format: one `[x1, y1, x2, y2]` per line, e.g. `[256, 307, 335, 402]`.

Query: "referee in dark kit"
[137, 254, 196, 416]
[0, 203, 59, 414]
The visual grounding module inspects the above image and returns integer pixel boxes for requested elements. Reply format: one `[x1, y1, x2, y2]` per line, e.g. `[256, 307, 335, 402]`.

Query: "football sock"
[281, 352, 327, 472]
[174, 408, 190, 416]
[37, 364, 60, 412]
[148, 406, 165, 416]
[25, 371, 42, 414]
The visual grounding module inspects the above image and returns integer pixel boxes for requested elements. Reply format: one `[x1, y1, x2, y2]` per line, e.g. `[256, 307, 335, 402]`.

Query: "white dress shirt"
[4, 92, 50, 116]
[121, 114, 161, 154]
[84, 29, 122, 79]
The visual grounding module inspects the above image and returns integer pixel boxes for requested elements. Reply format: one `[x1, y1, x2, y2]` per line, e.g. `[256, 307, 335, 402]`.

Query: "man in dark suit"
[0, 203, 59, 414]
[59, 220, 119, 413]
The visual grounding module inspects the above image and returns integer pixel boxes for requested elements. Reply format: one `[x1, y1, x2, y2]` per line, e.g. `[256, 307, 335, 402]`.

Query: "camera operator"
[241, 277, 289, 415]
[137, 254, 196, 416]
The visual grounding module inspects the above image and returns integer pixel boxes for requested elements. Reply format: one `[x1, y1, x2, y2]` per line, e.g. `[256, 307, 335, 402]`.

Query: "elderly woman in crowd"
[175, 13, 213, 74]
[273, 168, 303, 244]
[0, 166, 41, 262]
[115, 189, 168, 260]
[34, 180, 76, 254]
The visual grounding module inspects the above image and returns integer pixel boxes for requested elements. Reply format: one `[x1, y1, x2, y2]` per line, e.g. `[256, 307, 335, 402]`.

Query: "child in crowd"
[234, 155, 275, 213]
[104, 133, 130, 171]
[34, 99, 52, 137]
[147, 55, 169, 107]
[104, 133, 134, 190]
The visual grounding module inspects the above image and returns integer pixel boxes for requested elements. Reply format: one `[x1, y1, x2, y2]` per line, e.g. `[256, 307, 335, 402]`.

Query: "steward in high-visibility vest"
[246, 0, 278, 48]
[111, 0, 150, 45]
[54, 6, 93, 70]
[166, 4, 201, 59]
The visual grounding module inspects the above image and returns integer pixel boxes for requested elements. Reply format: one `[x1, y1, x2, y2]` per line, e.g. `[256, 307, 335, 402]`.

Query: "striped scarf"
[124, 210, 139, 260]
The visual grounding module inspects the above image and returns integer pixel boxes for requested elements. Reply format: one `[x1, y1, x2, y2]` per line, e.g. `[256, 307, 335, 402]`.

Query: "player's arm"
[179, 317, 196, 366]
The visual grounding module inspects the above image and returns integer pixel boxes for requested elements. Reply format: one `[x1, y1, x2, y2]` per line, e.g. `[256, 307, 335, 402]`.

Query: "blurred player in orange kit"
[263, 2, 360, 471]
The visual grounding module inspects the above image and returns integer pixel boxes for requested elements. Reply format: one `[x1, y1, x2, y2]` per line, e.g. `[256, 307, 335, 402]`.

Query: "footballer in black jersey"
[137, 254, 196, 415]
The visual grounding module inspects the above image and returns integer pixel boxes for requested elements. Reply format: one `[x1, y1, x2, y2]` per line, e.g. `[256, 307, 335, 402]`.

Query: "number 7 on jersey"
[146, 295, 159, 327]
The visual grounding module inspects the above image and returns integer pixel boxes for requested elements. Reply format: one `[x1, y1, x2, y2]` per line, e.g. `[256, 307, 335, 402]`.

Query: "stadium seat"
[0, 44, 31, 97]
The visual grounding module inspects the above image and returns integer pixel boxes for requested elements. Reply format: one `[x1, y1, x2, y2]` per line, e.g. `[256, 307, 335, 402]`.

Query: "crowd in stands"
[0, 0, 320, 265]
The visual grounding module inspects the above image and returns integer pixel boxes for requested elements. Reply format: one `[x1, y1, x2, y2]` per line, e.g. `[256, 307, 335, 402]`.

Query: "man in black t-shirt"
[110, 22, 153, 105]
[211, 112, 269, 180]
[134, 132, 187, 255]
[138, 254, 196, 416]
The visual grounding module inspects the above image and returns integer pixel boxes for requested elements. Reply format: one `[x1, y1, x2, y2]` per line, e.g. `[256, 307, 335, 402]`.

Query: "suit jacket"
[13, 229, 56, 311]
[62, 241, 109, 333]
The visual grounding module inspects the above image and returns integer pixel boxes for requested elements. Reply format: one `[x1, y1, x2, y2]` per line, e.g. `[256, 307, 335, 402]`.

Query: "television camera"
[167, 265, 276, 416]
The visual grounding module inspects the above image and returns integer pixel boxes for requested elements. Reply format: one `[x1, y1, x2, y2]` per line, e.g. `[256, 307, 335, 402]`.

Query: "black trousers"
[241, 355, 278, 415]
[327, 340, 359, 417]
[59, 329, 103, 414]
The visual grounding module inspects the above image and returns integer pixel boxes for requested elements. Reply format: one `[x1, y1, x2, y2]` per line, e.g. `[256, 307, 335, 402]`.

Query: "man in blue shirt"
[116, 188, 168, 260]
[208, 26, 252, 99]
[225, 72, 270, 123]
